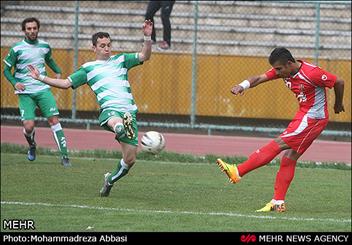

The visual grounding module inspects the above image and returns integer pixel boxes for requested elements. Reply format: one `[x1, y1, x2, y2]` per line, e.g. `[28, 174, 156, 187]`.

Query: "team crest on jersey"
[284, 79, 291, 89]
[297, 84, 307, 103]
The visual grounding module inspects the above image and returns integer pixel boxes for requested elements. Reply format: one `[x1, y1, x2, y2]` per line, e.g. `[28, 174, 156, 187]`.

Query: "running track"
[1, 125, 351, 164]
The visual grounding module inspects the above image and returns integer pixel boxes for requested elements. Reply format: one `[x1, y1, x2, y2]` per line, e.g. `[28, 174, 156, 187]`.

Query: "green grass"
[1, 143, 351, 170]
[1, 151, 351, 232]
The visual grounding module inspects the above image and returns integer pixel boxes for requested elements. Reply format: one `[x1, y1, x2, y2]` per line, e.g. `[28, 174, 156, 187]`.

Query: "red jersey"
[265, 60, 336, 119]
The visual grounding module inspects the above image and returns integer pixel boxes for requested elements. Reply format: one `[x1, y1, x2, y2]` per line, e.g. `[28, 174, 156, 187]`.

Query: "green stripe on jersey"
[10, 39, 52, 94]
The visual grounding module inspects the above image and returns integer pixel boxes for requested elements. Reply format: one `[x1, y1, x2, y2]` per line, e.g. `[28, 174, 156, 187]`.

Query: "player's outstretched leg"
[100, 172, 113, 197]
[216, 159, 241, 183]
[100, 159, 130, 197]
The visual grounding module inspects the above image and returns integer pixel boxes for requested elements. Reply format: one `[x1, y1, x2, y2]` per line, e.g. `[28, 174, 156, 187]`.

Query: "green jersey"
[68, 53, 142, 113]
[3, 39, 60, 94]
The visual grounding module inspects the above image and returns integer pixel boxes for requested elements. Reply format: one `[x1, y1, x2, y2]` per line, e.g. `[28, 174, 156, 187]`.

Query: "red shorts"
[280, 113, 328, 154]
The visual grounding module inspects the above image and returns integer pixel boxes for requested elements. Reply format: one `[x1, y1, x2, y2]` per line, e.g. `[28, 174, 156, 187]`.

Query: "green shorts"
[99, 109, 138, 146]
[18, 89, 59, 121]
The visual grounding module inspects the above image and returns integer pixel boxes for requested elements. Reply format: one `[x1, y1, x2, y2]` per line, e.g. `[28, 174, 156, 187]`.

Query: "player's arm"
[231, 73, 271, 95]
[3, 64, 25, 91]
[28, 64, 71, 89]
[3, 48, 26, 91]
[45, 46, 62, 79]
[333, 77, 345, 114]
[311, 67, 345, 114]
[138, 20, 153, 62]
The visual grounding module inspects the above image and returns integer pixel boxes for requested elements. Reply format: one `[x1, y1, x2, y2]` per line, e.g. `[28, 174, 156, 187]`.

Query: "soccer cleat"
[216, 158, 241, 183]
[61, 156, 71, 168]
[27, 145, 36, 161]
[123, 112, 135, 140]
[274, 203, 287, 213]
[255, 202, 274, 212]
[100, 172, 113, 197]
[255, 202, 287, 212]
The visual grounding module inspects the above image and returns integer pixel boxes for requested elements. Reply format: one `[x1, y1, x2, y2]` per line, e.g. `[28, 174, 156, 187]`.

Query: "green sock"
[108, 159, 130, 184]
[51, 123, 68, 157]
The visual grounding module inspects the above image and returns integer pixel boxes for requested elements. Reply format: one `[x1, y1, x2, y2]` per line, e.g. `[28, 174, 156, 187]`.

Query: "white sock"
[274, 200, 285, 205]
[120, 159, 130, 170]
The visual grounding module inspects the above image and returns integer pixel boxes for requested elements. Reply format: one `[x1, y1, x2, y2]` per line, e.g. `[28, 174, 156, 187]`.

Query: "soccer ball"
[141, 131, 166, 154]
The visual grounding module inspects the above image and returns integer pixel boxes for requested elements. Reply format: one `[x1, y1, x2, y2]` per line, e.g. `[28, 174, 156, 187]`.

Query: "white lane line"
[1, 201, 350, 224]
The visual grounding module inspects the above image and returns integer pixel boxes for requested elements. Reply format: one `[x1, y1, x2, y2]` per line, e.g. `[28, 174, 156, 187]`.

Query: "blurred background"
[1, 0, 351, 139]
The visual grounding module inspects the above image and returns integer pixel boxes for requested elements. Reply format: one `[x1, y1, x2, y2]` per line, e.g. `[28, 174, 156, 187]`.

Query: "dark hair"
[92, 32, 110, 46]
[268, 47, 295, 65]
[22, 17, 40, 31]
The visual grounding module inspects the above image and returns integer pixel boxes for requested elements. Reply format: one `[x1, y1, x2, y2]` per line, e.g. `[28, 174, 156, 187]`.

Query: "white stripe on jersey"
[87, 66, 127, 81]
[111, 55, 124, 64]
[307, 87, 326, 119]
[97, 89, 133, 102]
[281, 114, 308, 138]
[91, 78, 130, 91]
[296, 73, 316, 87]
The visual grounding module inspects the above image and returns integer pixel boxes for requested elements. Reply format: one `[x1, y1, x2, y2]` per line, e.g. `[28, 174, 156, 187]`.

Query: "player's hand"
[14, 82, 25, 91]
[56, 73, 61, 79]
[334, 103, 345, 114]
[231, 85, 245, 96]
[143, 19, 153, 37]
[27, 65, 40, 80]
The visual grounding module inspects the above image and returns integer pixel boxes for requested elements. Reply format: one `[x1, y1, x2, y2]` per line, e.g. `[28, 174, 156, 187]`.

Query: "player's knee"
[23, 120, 35, 132]
[123, 155, 136, 166]
[47, 116, 59, 126]
[283, 150, 300, 161]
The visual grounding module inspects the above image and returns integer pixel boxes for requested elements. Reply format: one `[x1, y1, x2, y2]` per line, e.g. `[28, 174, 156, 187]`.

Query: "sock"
[114, 123, 125, 139]
[274, 200, 285, 205]
[108, 159, 130, 185]
[237, 140, 281, 177]
[23, 128, 36, 147]
[273, 157, 297, 200]
[51, 123, 68, 157]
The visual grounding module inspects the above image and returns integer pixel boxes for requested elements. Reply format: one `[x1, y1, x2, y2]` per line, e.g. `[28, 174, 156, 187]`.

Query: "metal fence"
[1, 0, 351, 136]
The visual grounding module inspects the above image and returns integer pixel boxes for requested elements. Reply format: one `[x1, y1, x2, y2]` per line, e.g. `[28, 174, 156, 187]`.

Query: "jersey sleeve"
[68, 67, 88, 89]
[45, 46, 62, 74]
[3, 48, 16, 68]
[124, 53, 142, 70]
[309, 67, 337, 88]
[265, 68, 278, 80]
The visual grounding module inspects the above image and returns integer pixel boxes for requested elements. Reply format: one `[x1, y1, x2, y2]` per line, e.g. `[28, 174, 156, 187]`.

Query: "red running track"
[1, 125, 351, 164]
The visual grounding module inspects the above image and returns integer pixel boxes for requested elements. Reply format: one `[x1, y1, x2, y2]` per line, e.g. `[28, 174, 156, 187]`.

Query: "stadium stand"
[1, 1, 351, 59]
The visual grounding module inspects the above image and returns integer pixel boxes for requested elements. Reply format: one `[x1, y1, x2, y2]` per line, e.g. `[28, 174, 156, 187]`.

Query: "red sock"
[273, 157, 297, 200]
[237, 140, 281, 177]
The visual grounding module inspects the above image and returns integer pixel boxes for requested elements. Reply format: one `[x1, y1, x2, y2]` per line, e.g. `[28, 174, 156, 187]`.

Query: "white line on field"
[1, 201, 350, 224]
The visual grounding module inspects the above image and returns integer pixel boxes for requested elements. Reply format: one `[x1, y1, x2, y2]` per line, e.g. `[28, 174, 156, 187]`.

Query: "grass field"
[1, 148, 351, 232]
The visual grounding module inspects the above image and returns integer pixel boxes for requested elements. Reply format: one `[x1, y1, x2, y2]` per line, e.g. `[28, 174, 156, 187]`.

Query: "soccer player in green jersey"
[28, 20, 153, 197]
[3, 17, 70, 167]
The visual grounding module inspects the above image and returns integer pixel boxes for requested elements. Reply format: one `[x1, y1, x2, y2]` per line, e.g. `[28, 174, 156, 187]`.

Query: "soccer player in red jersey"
[216, 47, 345, 212]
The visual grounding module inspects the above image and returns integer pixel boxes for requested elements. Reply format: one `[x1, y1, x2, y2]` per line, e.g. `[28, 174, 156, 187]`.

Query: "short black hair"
[269, 47, 295, 65]
[22, 17, 40, 31]
[92, 32, 110, 46]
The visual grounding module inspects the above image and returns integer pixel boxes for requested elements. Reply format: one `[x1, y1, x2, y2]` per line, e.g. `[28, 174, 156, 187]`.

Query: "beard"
[26, 33, 38, 41]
